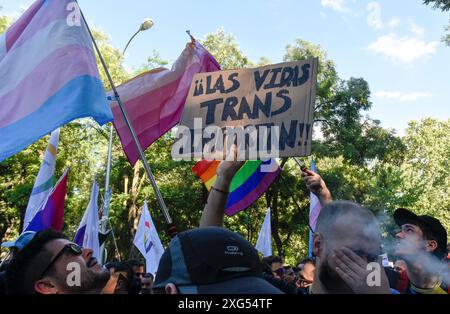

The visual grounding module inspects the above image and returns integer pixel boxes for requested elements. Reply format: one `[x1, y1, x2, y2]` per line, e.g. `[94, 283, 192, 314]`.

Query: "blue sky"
[1, 0, 449, 136]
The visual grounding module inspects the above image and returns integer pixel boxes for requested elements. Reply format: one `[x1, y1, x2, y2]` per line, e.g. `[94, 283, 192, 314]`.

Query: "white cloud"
[388, 18, 401, 29]
[409, 19, 425, 37]
[366, 2, 383, 30]
[321, 0, 346, 12]
[375, 91, 432, 102]
[368, 33, 438, 63]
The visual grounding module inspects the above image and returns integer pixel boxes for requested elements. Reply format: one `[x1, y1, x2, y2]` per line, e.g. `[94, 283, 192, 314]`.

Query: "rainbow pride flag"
[25, 169, 68, 233]
[193, 160, 281, 216]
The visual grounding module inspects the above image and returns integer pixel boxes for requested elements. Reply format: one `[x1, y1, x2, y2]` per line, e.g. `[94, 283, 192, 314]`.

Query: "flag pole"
[80, 10, 178, 238]
[99, 124, 114, 263]
[294, 157, 308, 172]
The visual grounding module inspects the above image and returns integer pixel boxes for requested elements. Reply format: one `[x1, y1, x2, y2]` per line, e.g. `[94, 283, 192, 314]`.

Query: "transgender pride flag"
[0, 0, 113, 162]
[109, 42, 220, 166]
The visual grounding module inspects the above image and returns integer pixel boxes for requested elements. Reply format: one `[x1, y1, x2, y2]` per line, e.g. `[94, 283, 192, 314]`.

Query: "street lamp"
[122, 18, 154, 55]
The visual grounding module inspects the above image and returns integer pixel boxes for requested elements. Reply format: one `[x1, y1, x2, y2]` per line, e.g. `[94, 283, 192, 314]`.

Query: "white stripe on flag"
[83, 182, 100, 260]
[256, 208, 272, 257]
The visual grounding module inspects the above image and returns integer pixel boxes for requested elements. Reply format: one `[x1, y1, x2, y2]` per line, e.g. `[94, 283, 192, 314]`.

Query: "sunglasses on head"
[40, 243, 83, 278]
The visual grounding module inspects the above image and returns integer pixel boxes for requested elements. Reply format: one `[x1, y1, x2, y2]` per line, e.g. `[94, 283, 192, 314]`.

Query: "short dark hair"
[262, 256, 283, 267]
[6, 230, 66, 294]
[417, 223, 447, 260]
[315, 201, 379, 240]
[142, 273, 154, 280]
[105, 261, 141, 294]
[299, 257, 316, 267]
[127, 259, 144, 268]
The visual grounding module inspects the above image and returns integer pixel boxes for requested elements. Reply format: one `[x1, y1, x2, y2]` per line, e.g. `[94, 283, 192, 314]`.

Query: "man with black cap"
[152, 227, 283, 294]
[394, 208, 449, 294]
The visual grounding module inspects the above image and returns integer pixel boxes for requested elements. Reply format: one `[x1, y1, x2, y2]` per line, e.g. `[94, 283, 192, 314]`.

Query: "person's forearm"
[199, 175, 232, 228]
[318, 187, 333, 206]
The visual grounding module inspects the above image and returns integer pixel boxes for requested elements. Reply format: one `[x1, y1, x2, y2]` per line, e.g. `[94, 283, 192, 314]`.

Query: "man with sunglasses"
[6, 230, 110, 294]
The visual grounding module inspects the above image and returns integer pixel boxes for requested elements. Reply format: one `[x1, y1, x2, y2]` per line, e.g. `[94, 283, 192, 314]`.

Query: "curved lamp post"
[122, 18, 154, 55]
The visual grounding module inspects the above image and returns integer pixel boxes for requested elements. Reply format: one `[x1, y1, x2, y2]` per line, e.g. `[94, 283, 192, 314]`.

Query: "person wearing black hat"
[152, 227, 283, 294]
[394, 208, 449, 294]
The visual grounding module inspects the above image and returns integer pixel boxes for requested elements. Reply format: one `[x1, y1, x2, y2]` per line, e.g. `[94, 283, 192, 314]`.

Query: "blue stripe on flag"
[0, 75, 113, 162]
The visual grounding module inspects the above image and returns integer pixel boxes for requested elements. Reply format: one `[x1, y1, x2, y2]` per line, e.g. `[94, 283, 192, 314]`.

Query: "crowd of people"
[0, 158, 448, 294]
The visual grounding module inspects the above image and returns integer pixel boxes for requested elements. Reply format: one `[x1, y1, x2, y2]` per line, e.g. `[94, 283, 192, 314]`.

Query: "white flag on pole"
[133, 201, 164, 276]
[256, 207, 272, 257]
[23, 129, 60, 231]
[74, 182, 100, 259]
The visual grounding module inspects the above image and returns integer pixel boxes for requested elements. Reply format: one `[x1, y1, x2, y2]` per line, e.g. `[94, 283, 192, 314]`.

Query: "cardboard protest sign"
[173, 58, 318, 160]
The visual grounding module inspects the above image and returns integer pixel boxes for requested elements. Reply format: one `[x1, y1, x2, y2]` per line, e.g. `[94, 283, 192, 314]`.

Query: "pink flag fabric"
[108, 42, 220, 165]
[0, 0, 113, 162]
[309, 160, 322, 231]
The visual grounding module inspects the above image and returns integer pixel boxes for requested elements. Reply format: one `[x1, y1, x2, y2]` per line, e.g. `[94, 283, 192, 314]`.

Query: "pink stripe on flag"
[6, 0, 45, 51]
[111, 42, 220, 165]
[0, 46, 98, 128]
[309, 203, 322, 231]
[6, 1, 66, 53]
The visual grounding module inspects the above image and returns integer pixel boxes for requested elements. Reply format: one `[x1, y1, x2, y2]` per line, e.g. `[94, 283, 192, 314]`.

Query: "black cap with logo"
[153, 227, 282, 294]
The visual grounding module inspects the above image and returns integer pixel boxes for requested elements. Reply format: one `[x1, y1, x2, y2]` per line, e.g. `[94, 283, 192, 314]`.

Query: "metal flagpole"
[108, 217, 122, 262]
[294, 157, 308, 172]
[81, 10, 178, 238]
[99, 124, 114, 263]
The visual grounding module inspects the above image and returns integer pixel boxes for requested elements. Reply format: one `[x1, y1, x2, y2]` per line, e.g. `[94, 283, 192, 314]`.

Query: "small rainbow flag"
[193, 160, 281, 216]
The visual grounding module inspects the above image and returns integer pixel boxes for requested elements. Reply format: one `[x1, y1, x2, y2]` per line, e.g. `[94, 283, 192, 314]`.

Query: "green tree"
[400, 118, 450, 231]
[423, 0, 450, 46]
[201, 28, 249, 70]
[92, 29, 129, 90]
[423, 0, 450, 11]
[0, 7, 12, 33]
[135, 49, 169, 74]
[443, 24, 450, 46]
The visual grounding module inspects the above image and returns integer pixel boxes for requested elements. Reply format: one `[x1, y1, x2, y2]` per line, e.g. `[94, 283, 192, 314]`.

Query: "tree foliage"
[423, 0, 450, 46]
[0, 21, 447, 264]
[201, 28, 249, 70]
[423, 0, 450, 11]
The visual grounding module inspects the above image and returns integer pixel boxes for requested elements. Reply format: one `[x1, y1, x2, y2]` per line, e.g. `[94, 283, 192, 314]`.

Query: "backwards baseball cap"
[1, 231, 36, 251]
[394, 208, 448, 259]
[153, 227, 283, 294]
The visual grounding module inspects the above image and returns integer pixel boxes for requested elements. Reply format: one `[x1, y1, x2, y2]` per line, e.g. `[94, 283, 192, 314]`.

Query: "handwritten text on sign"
[174, 59, 318, 160]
